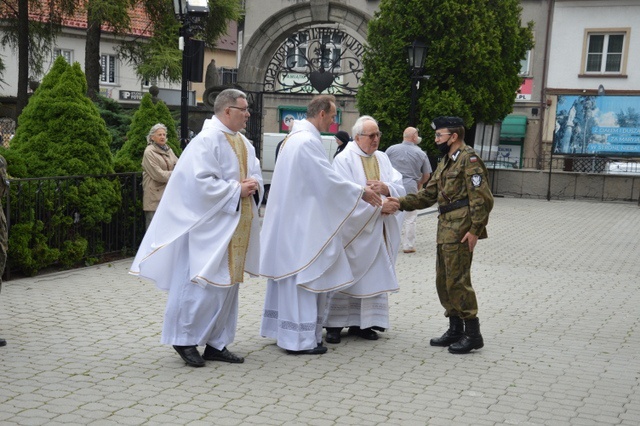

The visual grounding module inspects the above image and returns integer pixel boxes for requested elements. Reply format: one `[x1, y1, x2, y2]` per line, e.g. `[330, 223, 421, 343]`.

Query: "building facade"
[0, 6, 237, 131]
[238, 0, 380, 139]
[544, 0, 640, 170]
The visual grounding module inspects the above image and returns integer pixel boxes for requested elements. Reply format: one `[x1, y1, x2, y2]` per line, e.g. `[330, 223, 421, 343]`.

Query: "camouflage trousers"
[435, 242, 478, 320]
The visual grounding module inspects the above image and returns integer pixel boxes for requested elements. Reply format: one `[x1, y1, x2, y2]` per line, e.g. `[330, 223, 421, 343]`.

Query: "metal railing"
[4, 172, 145, 279]
[493, 155, 640, 175]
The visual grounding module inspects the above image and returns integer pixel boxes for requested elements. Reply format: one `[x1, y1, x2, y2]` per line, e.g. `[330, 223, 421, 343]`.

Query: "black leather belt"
[438, 198, 469, 214]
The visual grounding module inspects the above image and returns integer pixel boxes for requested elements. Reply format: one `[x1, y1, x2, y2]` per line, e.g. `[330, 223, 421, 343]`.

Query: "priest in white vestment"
[130, 89, 262, 367]
[324, 116, 405, 344]
[260, 95, 382, 355]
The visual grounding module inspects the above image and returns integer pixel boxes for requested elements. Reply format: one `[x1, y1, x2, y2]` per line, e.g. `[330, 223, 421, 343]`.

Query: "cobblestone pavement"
[1, 198, 639, 425]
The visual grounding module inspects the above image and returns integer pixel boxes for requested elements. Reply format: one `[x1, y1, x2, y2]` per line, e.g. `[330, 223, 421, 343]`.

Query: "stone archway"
[237, 2, 372, 93]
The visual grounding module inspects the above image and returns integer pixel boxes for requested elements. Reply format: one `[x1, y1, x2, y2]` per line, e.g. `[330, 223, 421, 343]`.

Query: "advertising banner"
[553, 95, 640, 156]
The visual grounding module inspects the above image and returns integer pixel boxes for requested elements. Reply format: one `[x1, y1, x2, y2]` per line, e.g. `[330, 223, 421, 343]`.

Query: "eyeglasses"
[228, 106, 250, 113]
[360, 132, 382, 139]
[435, 132, 451, 138]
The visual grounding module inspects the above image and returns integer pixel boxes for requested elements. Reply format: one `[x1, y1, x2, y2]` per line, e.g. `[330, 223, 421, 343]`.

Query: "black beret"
[431, 116, 465, 130]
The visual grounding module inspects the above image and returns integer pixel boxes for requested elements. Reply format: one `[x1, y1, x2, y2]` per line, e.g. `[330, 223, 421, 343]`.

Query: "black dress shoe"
[172, 345, 205, 367]
[286, 344, 328, 355]
[203, 345, 244, 363]
[348, 326, 379, 340]
[0, 338, 6, 347]
[325, 327, 342, 344]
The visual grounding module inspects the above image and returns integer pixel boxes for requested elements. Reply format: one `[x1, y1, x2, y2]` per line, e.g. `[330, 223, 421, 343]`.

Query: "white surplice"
[260, 119, 369, 351]
[325, 142, 405, 330]
[130, 116, 263, 348]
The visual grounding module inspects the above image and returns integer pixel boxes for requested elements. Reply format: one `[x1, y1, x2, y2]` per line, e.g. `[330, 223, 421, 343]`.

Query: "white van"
[261, 132, 339, 201]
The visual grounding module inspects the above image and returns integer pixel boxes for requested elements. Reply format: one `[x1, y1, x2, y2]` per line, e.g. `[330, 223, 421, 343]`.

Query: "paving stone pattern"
[0, 198, 639, 425]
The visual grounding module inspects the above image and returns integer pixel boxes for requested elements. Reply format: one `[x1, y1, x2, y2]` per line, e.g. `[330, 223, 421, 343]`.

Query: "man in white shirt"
[385, 127, 432, 253]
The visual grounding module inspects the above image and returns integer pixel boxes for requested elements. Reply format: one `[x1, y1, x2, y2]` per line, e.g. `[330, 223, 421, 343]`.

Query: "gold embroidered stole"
[225, 133, 253, 283]
[360, 155, 380, 181]
[360, 155, 386, 243]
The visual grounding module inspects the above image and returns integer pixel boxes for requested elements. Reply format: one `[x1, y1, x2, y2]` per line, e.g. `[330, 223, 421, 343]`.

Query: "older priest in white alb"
[324, 116, 405, 344]
[260, 95, 382, 355]
[130, 89, 262, 367]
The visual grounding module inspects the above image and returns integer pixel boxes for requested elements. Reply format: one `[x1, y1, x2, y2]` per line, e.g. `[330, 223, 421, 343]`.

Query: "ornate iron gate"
[244, 91, 264, 160]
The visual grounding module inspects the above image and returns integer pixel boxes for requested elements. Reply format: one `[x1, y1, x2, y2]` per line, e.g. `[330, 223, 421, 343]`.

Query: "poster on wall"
[553, 95, 640, 156]
[497, 144, 522, 168]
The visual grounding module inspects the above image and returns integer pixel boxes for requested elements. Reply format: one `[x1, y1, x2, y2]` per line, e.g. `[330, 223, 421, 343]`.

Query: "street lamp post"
[406, 40, 428, 127]
[173, 0, 209, 149]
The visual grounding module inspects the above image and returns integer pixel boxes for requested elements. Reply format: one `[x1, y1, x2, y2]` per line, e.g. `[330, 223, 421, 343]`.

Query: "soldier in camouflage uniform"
[0, 155, 8, 347]
[385, 117, 493, 354]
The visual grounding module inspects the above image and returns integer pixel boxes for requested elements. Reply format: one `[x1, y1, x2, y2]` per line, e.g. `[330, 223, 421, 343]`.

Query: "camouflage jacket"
[399, 143, 494, 244]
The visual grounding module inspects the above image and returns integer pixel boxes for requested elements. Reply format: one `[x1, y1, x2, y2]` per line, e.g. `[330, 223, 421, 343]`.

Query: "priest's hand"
[366, 179, 390, 196]
[240, 178, 259, 198]
[382, 197, 400, 215]
[362, 186, 382, 207]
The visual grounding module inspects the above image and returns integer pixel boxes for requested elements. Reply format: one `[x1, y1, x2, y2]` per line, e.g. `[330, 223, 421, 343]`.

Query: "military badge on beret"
[471, 174, 482, 187]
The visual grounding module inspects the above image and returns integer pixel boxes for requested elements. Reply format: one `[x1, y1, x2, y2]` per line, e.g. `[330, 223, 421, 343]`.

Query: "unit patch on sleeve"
[471, 174, 482, 187]
[470, 156, 478, 163]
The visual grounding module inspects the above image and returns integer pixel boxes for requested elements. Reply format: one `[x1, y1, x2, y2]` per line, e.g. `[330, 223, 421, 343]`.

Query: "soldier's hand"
[381, 198, 399, 215]
[461, 232, 478, 252]
[362, 186, 382, 208]
[382, 197, 400, 215]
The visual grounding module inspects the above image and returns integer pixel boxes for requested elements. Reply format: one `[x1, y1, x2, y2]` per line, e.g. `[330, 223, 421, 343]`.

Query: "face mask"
[416, 136, 422, 144]
[437, 141, 450, 155]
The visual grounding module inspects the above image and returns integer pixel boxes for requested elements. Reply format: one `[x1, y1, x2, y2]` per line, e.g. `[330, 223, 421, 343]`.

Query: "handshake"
[361, 185, 400, 215]
[382, 197, 400, 215]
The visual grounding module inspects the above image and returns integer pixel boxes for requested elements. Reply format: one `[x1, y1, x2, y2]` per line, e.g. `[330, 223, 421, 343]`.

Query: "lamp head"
[173, 0, 209, 17]
[407, 39, 427, 72]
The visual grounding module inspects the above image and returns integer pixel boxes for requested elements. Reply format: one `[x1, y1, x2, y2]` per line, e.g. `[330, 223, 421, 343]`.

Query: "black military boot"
[430, 316, 464, 347]
[448, 318, 484, 354]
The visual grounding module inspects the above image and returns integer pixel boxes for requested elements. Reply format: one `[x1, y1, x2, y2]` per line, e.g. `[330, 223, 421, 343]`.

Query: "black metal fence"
[497, 155, 640, 175]
[3, 172, 145, 279]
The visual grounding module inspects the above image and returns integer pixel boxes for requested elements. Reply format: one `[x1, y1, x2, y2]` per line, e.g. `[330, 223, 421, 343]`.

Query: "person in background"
[142, 123, 179, 229]
[334, 130, 351, 157]
[385, 116, 493, 354]
[324, 116, 405, 344]
[260, 95, 382, 355]
[385, 127, 432, 253]
[131, 88, 263, 367]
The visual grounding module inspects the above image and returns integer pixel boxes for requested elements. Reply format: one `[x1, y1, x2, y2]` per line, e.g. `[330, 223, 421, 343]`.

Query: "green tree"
[155, 99, 180, 149]
[114, 93, 181, 172]
[118, 0, 243, 83]
[6, 56, 121, 274]
[95, 95, 133, 154]
[357, 0, 534, 153]
[84, 0, 138, 100]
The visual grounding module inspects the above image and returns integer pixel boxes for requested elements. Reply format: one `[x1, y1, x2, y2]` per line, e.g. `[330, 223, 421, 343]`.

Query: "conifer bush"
[114, 93, 181, 172]
[6, 56, 121, 275]
[95, 95, 132, 154]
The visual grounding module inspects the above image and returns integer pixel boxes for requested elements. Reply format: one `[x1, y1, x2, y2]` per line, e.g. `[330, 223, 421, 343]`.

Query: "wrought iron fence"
[497, 155, 640, 175]
[3, 172, 145, 279]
